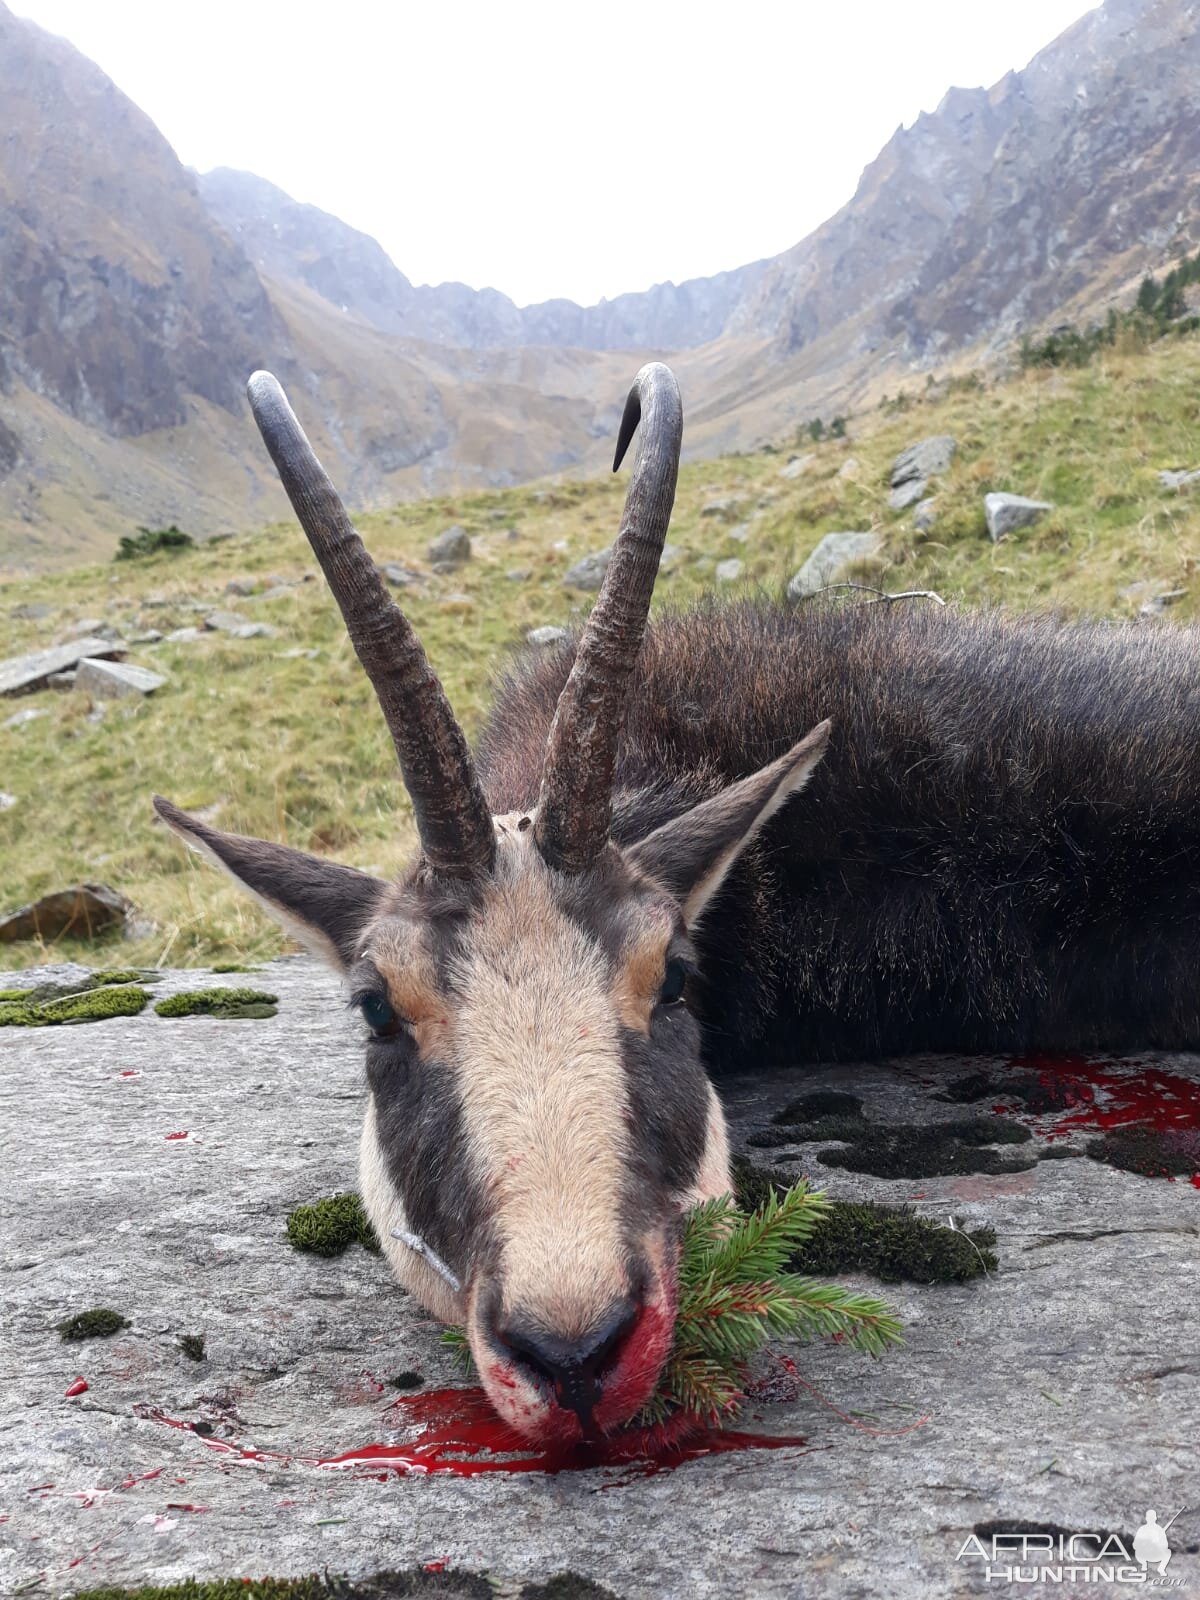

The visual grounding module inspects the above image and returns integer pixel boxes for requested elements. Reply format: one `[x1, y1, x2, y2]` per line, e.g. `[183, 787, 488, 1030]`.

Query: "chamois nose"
[495, 1297, 639, 1429]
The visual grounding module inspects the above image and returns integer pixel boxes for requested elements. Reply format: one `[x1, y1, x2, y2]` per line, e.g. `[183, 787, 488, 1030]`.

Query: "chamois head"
[155, 365, 828, 1442]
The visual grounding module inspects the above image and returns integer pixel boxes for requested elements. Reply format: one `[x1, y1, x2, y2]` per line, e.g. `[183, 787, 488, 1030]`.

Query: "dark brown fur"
[478, 598, 1200, 1066]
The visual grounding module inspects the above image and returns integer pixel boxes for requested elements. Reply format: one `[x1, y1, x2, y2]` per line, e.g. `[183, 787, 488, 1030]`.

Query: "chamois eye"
[359, 992, 403, 1038]
[659, 958, 688, 1007]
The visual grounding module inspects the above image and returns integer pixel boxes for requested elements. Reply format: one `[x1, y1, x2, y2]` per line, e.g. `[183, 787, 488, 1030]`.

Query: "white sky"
[14, 0, 1094, 307]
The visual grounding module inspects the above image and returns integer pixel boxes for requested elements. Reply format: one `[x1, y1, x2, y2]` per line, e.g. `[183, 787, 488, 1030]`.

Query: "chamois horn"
[534, 362, 683, 874]
[246, 371, 495, 879]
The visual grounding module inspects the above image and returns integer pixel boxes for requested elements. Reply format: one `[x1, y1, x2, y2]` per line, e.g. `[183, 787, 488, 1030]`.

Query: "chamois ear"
[627, 721, 830, 926]
[152, 796, 387, 970]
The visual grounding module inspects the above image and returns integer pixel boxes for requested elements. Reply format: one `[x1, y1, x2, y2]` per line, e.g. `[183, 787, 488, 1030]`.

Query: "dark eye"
[659, 958, 688, 1007]
[359, 992, 403, 1038]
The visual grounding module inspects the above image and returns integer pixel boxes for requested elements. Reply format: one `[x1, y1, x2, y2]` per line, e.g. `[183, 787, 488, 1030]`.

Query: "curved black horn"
[534, 362, 683, 874]
[246, 371, 495, 879]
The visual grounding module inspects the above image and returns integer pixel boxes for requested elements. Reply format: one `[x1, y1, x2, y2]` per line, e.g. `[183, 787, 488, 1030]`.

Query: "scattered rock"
[779, 455, 815, 481]
[255, 585, 297, 603]
[59, 617, 105, 640]
[727, 522, 751, 543]
[75, 658, 167, 700]
[526, 626, 568, 647]
[0, 883, 138, 944]
[0, 637, 124, 698]
[427, 525, 471, 565]
[837, 457, 861, 481]
[1158, 468, 1200, 492]
[205, 611, 278, 639]
[2, 706, 46, 730]
[505, 568, 533, 583]
[888, 478, 927, 512]
[563, 549, 612, 591]
[700, 497, 743, 519]
[1121, 581, 1188, 617]
[913, 497, 939, 534]
[659, 544, 685, 573]
[891, 435, 956, 487]
[984, 492, 1053, 542]
[225, 577, 258, 596]
[126, 629, 164, 645]
[0, 792, 15, 812]
[787, 531, 882, 599]
[379, 562, 422, 588]
[715, 559, 744, 583]
[164, 627, 203, 643]
[10, 602, 53, 622]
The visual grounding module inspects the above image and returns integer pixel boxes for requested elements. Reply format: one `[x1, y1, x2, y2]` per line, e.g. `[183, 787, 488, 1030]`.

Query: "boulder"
[379, 563, 422, 589]
[526, 626, 568, 647]
[715, 559, 744, 583]
[0, 637, 124, 698]
[700, 497, 742, 519]
[0, 882, 136, 943]
[164, 627, 203, 643]
[913, 497, 938, 534]
[0, 792, 15, 812]
[75, 658, 167, 700]
[504, 567, 533, 583]
[2, 707, 46, 730]
[837, 456, 861, 481]
[727, 522, 751, 543]
[787, 532, 882, 599]
[563, 549, 612, 591]
[427, 525, 471, 565]
[659, 544, 685, 573]
[890, 435, 956, 487]
[225, 577, 259, 596]
[1158, 468, 1200, 492]
[888, 478, 927, 512]
[10, 602, 53, 622]
[779, 455, 815, 481]
[984, 493, 1053, 541]
[127, 629, 164, 645]
[205, 611, 278, 640]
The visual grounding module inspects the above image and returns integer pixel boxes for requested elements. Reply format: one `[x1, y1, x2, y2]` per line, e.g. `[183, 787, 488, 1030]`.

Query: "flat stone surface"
[75, 659, 167, 700]
[2, 957, 1197, 1598]
[787, 532, 881, 599]
[984, 493, 1054, 541]
[0, 638, 123, 698]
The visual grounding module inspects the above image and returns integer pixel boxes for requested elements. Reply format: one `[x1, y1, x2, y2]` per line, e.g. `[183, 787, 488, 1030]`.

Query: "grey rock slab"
[1158, 467, 1200, 492]
[2, 956, 1196, 1596]
[563, 548, 612, 591]
[427, 525, 471, 565]
[913, 496, 939, 533]
[75, 659, 167, 700]
[715, 558, 744, 582]
[888, 477, 927, 512]
[10, 601, 54, 621]
[205, 612, 279, 640]
[984, 492, 1054, 541]
[700, 496, 743, 517]
[787, 531, 882, 599]
[0, 637, 124, 697]
[778, 454, 815, 480]
[164, 627, 203, 644]
[525, 625, 568, 646]
[0, 882, 135, 943]
[890, 435, 956, 487]
[224, 578, 259, 596]
[378, 562, 422, 589]
[2, 706, 47, 730]
[0, 790, 15, 811]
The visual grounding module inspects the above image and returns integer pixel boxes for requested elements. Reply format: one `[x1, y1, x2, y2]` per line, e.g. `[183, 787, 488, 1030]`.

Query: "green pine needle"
[439, 1178, 902, 1430]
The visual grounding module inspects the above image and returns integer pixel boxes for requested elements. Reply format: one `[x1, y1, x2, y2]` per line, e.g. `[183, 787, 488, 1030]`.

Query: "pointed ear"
[627, 721, 830, 926]
[153, 796, 387, 970]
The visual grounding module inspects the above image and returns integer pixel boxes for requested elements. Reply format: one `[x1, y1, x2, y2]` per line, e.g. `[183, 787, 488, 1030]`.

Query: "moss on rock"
[58, 1306, 129, 1341]
[179, 1332, 206, 1361]
[154, 987, 278, 1019]
[732, 1155, 998, 1282]
[1, 985, 150, 1027]
[519, 1577, 623, 1600]
[72, 1571, 494, 1600]
[286, 1192, 381, 1256]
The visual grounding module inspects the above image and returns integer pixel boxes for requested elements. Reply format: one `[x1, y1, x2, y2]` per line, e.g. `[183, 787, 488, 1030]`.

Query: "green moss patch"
[179, 1332, 206, 1361]
[72, 1571, 494, 1600]
[520, 1578, 622, 1600]
[1, 985, 150, 1027]
[58, 1307, 129, 1342]
[210, 961, 261, 974]
[287, 1192, 380, 1256]
[154, 986, 278, 1019]
[732, 1156, 998, 1282]
[389, 1369, 424, 1390]
[1086, 1126, 1200, 1178]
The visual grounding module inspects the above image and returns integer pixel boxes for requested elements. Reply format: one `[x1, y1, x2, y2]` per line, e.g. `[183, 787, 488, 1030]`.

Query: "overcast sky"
[14, 0, 1094, 307]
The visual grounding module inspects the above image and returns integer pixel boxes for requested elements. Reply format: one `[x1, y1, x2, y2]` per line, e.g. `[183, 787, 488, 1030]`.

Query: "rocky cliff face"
[0, 5, 280, 440]
[199, 167, 766, 352]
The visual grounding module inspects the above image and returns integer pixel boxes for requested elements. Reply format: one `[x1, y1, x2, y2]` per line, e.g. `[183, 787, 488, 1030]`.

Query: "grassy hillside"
[3, 333, 1200, 970]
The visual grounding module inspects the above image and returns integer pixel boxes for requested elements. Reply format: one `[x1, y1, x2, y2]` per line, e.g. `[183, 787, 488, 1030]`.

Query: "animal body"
[157, 362, 1200, 1445]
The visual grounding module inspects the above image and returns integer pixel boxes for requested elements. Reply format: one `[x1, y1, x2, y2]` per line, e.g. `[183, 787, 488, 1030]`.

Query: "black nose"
[494, 1297, 638, 1429]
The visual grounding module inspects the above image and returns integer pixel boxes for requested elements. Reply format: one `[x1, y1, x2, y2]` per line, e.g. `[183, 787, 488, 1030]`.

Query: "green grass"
[3, 332, 1200, 967]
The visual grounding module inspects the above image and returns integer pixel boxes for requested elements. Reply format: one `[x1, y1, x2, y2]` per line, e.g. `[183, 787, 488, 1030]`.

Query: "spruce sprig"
[440, 1179, 902, 1430]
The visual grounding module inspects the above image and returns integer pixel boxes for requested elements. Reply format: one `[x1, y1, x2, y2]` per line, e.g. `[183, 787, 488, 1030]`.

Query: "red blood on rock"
[1005, 1057, 1200, 1135]
[164, 1131, 189, 1141]
[139, 1384, 807, 1482]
